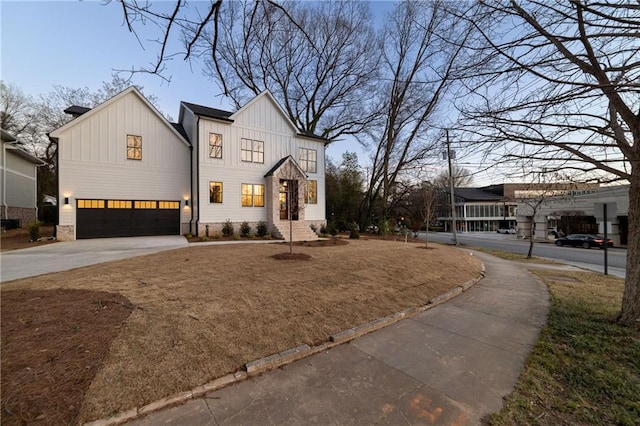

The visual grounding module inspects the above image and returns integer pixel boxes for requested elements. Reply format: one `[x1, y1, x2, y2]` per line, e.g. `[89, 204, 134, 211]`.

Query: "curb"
[85, 258, 485, 426]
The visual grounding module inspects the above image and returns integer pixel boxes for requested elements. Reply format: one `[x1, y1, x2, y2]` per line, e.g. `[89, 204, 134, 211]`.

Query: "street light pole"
[446, 129, 459, 246]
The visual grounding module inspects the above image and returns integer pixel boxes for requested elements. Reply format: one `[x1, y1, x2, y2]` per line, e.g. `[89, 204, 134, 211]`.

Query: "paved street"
[422, 232, 627, 278]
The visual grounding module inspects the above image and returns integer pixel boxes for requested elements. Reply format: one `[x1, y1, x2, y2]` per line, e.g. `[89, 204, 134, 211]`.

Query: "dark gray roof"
[298, 130, 327, 142]
[264, 156, 292, 177]
[64, 105, 92, 116]
[446, 187, 504, 201]
[170, 123, 190, 143]
[181, 101, 234, 122]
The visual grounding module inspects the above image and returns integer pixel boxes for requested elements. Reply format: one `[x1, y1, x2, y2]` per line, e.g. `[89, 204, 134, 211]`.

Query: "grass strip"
[474, 247, 560, 264]
[487, 270, 640, 425]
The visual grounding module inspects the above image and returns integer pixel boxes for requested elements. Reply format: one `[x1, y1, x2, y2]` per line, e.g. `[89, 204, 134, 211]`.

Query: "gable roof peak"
[50, 86, 189, 147]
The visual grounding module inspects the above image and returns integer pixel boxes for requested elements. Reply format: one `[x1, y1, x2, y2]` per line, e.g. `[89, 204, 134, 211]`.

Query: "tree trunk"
[618, 169, 640, 326]
[424, 225, 429, 249]
[527, 216, 534, 259]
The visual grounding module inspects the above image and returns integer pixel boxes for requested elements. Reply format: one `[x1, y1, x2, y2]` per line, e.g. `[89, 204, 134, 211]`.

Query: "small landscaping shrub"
[310, 224, 317, 233]
[185, 232, 193, 239]
[327, 223, 338, 236]
[222, 219, 234, 237]
[200, 236, 209, 242]
[256, 221, 268, 237]
[319, 224, 327, 235]
[28, 221, 41, 241]
[349, 229, 360, 239]
[212, 233, 221, 240]
[240, 221, 251, 237]
[232, 234, 241, 241]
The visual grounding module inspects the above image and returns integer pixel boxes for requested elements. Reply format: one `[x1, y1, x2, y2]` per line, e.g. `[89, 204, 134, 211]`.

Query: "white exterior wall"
[55, 91, 191, 236]
[195, 94, 325, 227]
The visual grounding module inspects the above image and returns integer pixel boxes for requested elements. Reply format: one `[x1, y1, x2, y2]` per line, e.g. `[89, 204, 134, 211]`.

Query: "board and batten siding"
[56, 91, 191, 231]
[196, 102, 325, 224]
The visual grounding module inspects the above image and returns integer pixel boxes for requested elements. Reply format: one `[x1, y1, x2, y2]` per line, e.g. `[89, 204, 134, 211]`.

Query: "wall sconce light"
[185, 199, 189, 207]
[64, 197, 70, 205]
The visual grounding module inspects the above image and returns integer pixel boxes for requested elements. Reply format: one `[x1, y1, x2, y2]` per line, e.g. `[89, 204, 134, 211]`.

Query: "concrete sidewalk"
[125, 252, 550, 425]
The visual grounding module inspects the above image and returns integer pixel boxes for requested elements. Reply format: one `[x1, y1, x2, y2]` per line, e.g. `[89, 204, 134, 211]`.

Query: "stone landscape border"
[86, 258, 486, 426]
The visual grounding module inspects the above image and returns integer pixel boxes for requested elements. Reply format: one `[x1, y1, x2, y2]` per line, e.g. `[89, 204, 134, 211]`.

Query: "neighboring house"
[50, 87, 326, 241]
[1, 128, 45, 228]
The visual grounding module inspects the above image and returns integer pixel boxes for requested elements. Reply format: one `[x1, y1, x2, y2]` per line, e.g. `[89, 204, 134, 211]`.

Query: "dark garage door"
[76, 199, 180, 239]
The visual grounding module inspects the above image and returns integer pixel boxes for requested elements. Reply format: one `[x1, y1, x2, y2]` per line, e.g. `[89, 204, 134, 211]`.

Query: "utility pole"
[446, 129, 458, 246]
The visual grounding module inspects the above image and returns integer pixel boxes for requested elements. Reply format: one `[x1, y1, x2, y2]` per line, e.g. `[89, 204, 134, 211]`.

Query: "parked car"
[496, 228, 516, 234]
[554, 234, 614, 249]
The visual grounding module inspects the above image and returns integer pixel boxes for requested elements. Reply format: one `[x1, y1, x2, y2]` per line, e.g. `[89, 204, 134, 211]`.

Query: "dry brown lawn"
[1, 239, 482, 424]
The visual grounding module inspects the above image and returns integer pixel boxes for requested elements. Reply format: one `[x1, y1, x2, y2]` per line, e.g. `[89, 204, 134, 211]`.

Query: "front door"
[279, 180, 298, 220]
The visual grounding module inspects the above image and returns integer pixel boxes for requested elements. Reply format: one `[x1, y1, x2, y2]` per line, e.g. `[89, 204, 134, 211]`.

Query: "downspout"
[195, 115, 200, 236]
[2, 143, 7, 219]
[189, 144, 194, 234]
[49, 135, 59, 239]
[35, 162, 46, 223]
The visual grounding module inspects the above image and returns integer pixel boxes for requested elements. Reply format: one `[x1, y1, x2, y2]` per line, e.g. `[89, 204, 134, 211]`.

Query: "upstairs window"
[299, 148, 317, 173]
[209, 133, 222, 158]
[127, 135, 142, 160]
[241, 138, 264, 163]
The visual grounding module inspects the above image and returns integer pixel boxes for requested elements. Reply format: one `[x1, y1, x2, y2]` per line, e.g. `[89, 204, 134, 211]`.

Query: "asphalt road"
[420, 232, 627, 278]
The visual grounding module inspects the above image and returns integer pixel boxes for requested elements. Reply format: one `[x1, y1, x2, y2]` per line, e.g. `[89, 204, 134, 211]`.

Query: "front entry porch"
[265, 156, 318, 241]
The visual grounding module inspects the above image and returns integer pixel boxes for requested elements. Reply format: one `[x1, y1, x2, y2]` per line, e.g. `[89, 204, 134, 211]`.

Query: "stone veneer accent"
[56, 225, 75, 241]
[1, 207, 37, 227]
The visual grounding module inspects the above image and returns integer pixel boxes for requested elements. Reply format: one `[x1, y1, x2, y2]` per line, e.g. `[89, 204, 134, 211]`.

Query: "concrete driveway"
[1, 236, 189, 283]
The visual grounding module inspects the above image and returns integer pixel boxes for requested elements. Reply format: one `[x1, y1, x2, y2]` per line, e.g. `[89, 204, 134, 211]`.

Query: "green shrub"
[327, 223, 338, 236]
[232, 234, 241, 241]
[240, 221, 251, 237]
[256, 221, 268, 237]
[319, 224, 327, 235]
[349, 229, 360, 239]
[28, 221, 41, 241]
[222, 219, 234, 237]
[200, 236, 209, 242]
[185, 232, 193, 239]
[212, 233, 221, 240]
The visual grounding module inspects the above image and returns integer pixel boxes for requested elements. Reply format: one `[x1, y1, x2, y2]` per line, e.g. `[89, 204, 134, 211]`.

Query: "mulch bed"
[1, 227, 57, 252]
[271, 252, 313, 260]
[1, 289, 133, 425]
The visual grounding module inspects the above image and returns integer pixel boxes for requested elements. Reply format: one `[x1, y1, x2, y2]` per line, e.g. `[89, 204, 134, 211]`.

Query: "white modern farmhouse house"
[50, 87, 326, 241]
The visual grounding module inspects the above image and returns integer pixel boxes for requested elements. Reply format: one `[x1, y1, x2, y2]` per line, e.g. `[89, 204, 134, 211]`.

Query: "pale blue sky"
[1, 0, 498, 184]
[1, 0, 404, 167]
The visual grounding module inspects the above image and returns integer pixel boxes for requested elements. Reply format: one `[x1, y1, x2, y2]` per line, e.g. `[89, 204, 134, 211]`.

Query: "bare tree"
[1, 81, 35, 136]
[112, 0, 379, 141]
[433, 165, 474, 189]
[459, 1, 640, 325]
[515, 178, 577, 259]
[361, 0, 479, 227]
